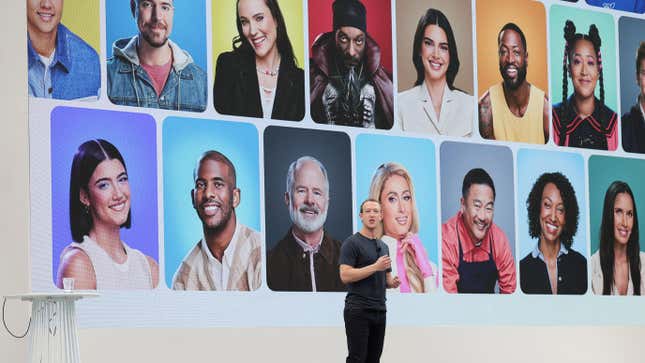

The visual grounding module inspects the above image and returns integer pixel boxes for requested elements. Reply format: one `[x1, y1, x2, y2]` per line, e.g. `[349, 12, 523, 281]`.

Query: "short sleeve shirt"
[339, 232, 390, 311]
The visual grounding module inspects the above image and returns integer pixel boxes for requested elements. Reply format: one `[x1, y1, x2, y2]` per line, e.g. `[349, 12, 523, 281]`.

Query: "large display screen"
[28, 0, 645, 327]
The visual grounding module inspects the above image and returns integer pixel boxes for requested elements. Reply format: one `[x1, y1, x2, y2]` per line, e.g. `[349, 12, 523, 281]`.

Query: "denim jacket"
[107, 36, 207, 112]
[27, 24, 100, 100]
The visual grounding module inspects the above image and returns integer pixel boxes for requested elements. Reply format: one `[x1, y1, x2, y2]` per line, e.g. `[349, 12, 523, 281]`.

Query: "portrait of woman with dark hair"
[213, 0, 304, 121]
[591, 181, 645, 295]
[368, 162, 439, 293]
[520, 172, 587, 295]
[552, 20, 618, 150]
[396, 8, 473, 136]
[56, 139, 159, 290]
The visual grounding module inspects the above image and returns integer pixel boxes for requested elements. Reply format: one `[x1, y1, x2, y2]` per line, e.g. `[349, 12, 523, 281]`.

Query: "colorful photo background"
[263, 126, 352, 251]
[476, 0, 548, 98]
[211, 0, 304, 78]
[396, 0, 473, 94]
[50, 106, 158, 285]
[308, 0, 392, 73]
[516, 149, 587, 259]
[549, 5, 617, 111]
[589, 155, 645, 254]
[60, 0, 100, 53]
[618, 16, 645, 120]
[162, 117, 260, 288]
[105, 0, 207, 71]
[439, 142, 516, 258]
[355, 134, 438, 265]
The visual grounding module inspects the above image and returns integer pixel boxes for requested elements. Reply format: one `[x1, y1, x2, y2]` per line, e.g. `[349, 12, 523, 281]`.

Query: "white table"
[5, 292, 98, 363]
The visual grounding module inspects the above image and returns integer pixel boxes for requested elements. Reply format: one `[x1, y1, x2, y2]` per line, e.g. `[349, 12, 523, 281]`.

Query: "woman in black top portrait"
[520, 172, 587, 295]
[213, 0, 304, 121]
[552, 20, 617, 150]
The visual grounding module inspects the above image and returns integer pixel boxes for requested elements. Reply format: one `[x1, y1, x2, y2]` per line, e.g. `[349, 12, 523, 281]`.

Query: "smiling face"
[360, 201, 382, 231]
[569, 39, 599, 100]
[420, 24, 449, 84]
[27, 0, 63, 37]
[335, 26, 365, 67]
[287, 160, 329, 234]
[238, 0, 278, 60]
[80, 159, 131, 231]
[498, 29, 527, 90]
[192, 159, 239, 232]
[539, 183, 566, 245]
[380, 174, 413, 239]
[136, 0, 174, 48]
[460, 184, 495, 243]
[613, 192, 634, 246]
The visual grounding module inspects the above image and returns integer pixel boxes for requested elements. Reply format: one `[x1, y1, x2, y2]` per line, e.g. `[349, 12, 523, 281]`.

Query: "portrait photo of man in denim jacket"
[107, 0, 207, 112]
[26, 0, 100, 100]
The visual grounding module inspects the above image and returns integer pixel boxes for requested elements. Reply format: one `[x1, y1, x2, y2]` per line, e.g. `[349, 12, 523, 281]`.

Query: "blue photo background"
[516, 148, 587, 259]
[105, 0, 207, 71]
[355, 134, 438, 265]
[162, 117, 260, 288]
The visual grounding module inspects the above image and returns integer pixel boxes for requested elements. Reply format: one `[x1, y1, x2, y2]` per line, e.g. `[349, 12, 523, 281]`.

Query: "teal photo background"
[549, 5, 617, 112]
[355, 134, 438, 265]
[162, 117, 260, 288]
[589, 155, 645, 254]
[516, 149, 587, 259]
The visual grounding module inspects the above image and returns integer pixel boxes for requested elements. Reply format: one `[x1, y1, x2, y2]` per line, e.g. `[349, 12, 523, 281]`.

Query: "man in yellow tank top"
[478, 23, 549, 144]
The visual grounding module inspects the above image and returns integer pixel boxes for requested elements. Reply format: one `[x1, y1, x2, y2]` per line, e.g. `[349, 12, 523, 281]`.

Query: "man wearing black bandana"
[310, 0, 393, 129]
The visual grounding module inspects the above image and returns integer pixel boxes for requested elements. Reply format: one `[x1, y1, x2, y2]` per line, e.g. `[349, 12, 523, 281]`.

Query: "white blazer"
[396, 82, 474, 136]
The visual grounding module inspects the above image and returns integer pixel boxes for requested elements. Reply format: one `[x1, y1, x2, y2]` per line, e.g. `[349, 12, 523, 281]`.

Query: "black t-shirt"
[339, 232, 390, 311]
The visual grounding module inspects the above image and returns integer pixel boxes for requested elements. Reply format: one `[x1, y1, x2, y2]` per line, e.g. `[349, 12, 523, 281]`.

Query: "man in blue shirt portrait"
[27, 0, 100, 100]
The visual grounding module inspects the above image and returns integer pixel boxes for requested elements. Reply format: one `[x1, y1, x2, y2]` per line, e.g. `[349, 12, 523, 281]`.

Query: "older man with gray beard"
[267, 156, 346, 292]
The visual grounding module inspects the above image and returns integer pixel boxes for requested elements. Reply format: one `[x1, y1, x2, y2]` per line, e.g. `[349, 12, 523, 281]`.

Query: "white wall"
[3, 2, 645, 362]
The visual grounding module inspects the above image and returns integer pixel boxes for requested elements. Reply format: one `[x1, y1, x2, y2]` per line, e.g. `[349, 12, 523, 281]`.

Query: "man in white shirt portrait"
[172, 150, 261, 291]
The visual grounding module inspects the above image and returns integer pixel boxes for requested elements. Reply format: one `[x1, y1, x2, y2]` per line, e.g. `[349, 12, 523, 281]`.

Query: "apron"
[456, 222, 498, 293]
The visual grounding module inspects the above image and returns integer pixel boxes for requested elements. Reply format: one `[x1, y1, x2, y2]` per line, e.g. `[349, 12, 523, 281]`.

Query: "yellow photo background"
[60, 0, 100, 53]
[211, 0, 304, 77]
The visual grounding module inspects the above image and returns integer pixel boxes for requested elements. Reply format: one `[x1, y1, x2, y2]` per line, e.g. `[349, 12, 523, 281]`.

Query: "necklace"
[257, 65, 279, 77]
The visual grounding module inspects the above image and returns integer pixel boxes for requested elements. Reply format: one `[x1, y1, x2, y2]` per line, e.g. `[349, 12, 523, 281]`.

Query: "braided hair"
[562, 20, 605, 105]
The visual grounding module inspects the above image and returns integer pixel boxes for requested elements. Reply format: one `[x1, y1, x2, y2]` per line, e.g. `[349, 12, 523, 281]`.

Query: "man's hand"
[373, 255, 391, 271]
[387, 275, 401, 289]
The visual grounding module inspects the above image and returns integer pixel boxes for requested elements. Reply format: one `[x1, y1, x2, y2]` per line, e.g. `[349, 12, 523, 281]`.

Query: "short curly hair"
[526, 172, 579, 248]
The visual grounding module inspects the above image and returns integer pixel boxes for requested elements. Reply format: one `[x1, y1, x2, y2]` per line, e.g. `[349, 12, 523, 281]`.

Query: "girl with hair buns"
[552, 20, 617, 150]
[368, 162, 439, 293]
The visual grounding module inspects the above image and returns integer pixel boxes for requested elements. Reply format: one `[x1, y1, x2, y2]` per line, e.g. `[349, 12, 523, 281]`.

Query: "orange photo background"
[476, 0, 548, 98]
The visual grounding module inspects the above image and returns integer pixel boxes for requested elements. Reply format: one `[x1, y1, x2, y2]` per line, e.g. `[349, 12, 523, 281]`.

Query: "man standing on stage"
[339, 199, 400, 362]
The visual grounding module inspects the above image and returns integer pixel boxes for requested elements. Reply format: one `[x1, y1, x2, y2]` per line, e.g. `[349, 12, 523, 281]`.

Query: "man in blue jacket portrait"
[27, 0, 100, 100]
[107, 0, 207, 112]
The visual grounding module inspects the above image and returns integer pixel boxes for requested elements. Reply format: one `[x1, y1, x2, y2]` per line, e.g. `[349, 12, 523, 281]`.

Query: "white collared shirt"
[200, 223, 240, 290]
[396, 81, 473, 136]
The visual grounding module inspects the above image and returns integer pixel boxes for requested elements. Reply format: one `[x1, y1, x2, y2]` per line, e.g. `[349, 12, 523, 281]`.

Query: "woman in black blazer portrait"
[213, 0, 304, 121]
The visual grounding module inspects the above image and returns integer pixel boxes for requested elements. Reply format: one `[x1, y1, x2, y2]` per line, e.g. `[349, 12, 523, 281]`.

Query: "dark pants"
[344, 307, 386, 363]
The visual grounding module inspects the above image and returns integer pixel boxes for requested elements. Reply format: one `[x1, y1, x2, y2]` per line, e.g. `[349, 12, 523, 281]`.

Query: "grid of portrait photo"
[26, 0, 645, 328]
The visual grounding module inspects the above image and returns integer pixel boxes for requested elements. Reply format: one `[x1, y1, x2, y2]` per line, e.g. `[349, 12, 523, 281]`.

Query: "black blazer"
[520, 247, 588, 295]
[213, 50, 305, 121]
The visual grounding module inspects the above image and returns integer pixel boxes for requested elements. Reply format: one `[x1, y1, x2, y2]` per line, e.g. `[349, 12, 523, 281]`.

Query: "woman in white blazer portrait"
[396, 8, 473, 136]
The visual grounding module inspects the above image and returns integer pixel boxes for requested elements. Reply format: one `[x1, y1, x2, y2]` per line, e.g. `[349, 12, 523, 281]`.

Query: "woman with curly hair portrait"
[520, 172, 587, 294]
[552, 20, 617, 150]
[591, 181, 645, 295]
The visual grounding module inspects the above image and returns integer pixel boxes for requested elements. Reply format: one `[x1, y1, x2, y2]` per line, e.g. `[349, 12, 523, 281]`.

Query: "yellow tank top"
[489, 83, 545, 144]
